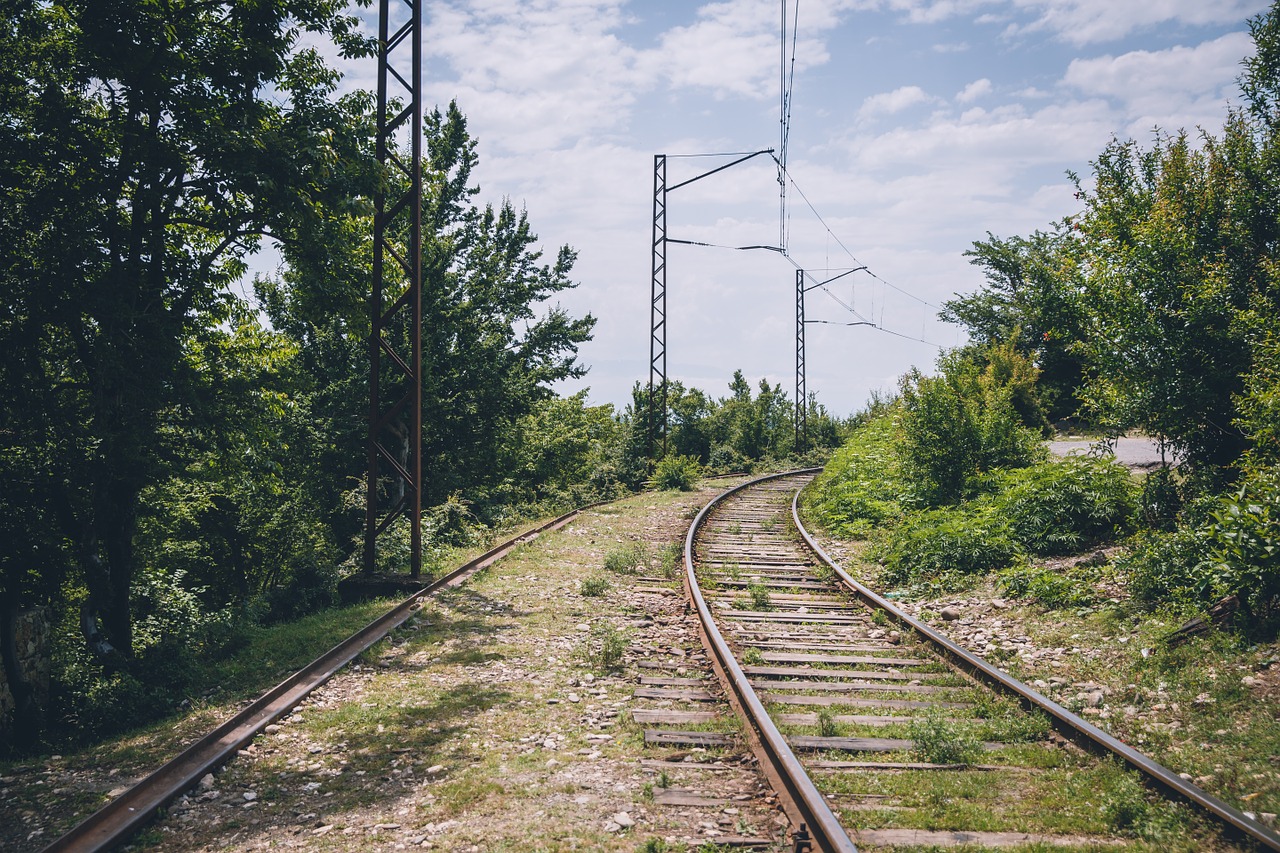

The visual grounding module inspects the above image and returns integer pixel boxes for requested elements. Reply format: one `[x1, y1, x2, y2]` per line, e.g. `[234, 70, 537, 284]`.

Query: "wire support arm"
[667, 148, 776, 192]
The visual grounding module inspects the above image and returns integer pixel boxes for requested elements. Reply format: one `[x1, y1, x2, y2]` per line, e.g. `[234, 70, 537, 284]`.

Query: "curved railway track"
[676, 470, 1280, 853]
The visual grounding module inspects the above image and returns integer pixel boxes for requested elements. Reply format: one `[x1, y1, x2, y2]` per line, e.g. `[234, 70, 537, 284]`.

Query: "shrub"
[880, 507, 1018, 586]
[1139, 466, 1183, 531]
[579, 575, 609, 597]
[603, 542, 647, 574]
[1118, 524, 1216, 610]
[707, 444, 750, 473]
[897, 369, 981, 505]
[988, 457, 1137, 556]
[1204, 466, 1280, 618]
[996, 560, 1098, 609]
[652, 454, 701, 490]
[801, 414, 901, 539]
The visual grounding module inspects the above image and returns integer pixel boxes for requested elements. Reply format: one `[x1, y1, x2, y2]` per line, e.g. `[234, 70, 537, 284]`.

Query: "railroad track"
[665, 470, 1280, 853]
[39, 507, 591, 853]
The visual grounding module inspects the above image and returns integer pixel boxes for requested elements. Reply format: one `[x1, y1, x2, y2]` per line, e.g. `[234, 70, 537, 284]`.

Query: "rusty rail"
[683, 469, 855, 853]
[41, 506, 590, 853]
[789, 486, 1280, 853]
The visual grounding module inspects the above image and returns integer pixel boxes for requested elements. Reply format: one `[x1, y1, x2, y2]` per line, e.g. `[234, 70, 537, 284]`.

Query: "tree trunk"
[0, 603, 43, 746]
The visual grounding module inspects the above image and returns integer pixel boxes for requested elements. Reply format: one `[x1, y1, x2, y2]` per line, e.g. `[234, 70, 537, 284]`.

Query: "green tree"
[0, 0, 373, 666]
[942, 228, 1087, 422]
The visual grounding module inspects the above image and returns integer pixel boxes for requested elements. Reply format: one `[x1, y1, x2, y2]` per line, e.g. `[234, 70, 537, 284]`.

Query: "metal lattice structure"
[647, 149, 775, 464]
[794, 268, 807, 451]
[647, 154, 668, 462]
[795, 267, 869, 451]
[365, 0, 424, 576]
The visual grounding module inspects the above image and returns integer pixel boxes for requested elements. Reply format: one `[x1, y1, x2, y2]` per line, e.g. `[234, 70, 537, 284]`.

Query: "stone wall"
[0, 607, 52, 743]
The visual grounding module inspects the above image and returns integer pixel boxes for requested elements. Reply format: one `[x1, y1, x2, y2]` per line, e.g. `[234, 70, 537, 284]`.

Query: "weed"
[1099, 763, 1189, 840]
[742, 646, 764, 665]
[727, 522, 742, 535]
[759, 516, 776, 531]
[658, 543, 681, 579]
[579, 575, 609, 597]
[641, 782, 654, 800]
[724, 560, 742, 580]
[870, 608, 888, 626]
[997, 561, 1098, 609]
[747, 582, 773, 611]
[656, 769, 671, 788]
[586, 622, 627, 672]
[639, 838, 673, 853]
[908, 708, 982, 765]
[603, 542, 647, 574]
[817, 709, 839, 738]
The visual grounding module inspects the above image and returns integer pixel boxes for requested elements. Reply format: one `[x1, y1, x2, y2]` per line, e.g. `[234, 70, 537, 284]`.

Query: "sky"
[308, 0, 1269, 417]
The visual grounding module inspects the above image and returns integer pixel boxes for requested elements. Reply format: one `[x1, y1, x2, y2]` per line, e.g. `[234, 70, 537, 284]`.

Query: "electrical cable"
[773, 155, 942, 311]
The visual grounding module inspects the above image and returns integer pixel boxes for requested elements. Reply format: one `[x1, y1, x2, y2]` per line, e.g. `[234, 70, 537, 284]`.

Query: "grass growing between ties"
[908, 708, 982, 765]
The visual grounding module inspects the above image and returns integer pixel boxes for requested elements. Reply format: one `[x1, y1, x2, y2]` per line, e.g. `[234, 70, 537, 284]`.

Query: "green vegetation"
[584, 623, 627, 673]
[806, 3, 1280, 631]
[652, 454, 701, 491]
[603, 542, 648, 575]
[908, 708, 983, 765]
[0, 1, 847, 754]
[746, 582, 774, 611]
[579, 575, 610, 597]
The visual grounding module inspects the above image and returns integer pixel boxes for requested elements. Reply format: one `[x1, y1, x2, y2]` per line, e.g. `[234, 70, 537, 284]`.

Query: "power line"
[773, 155, 942, 311]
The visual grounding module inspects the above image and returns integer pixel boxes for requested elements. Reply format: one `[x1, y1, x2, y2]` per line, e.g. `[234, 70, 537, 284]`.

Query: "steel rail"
[41, 506, 592, 853]
[789, 486, 1280, 852]
[684, 469, 856, 853]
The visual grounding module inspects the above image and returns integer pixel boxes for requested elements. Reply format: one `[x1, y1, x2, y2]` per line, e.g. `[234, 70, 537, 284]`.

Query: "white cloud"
[426, 0, 646, 152]
[1007, 0, 1270, 45]
[1063, 32, 1254, 120]
[956, 78, 993, 103]
[859, 85, 937, 117]
[644, 0, 849, 100]
[840, 0, 1266, 45]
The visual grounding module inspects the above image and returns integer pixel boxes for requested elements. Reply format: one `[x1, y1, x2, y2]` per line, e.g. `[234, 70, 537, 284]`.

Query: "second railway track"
[676, 470, 1280, 852]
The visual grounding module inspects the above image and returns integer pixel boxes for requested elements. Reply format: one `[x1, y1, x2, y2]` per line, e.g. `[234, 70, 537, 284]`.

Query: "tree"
[1074, 121, 1272, 470]
[942, 228, 1087, 422]
[0, 0, 374, 665]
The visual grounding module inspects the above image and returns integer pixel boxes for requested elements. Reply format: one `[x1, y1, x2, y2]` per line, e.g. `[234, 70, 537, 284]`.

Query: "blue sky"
[313, 0, 1269, 416]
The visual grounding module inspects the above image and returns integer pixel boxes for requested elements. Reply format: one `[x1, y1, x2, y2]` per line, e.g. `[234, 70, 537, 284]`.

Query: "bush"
[1204, 466, 1280, 618]
[603, 542, 647, 574]
[652, 454, 700, 490]
[880, 506, 1018, 586]
[802, 415, 902, 539]
[996, 560, 1099, 609]
[988, 457, 1137, 556]
[579, 575, 609, 597]
[707, 444, 750, 473]
[897, 369, 981, 505]
[1118, 524, 1216, 610]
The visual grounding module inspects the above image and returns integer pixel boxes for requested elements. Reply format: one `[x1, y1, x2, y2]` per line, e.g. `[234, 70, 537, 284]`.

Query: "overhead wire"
[665, 1, 947, 352]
